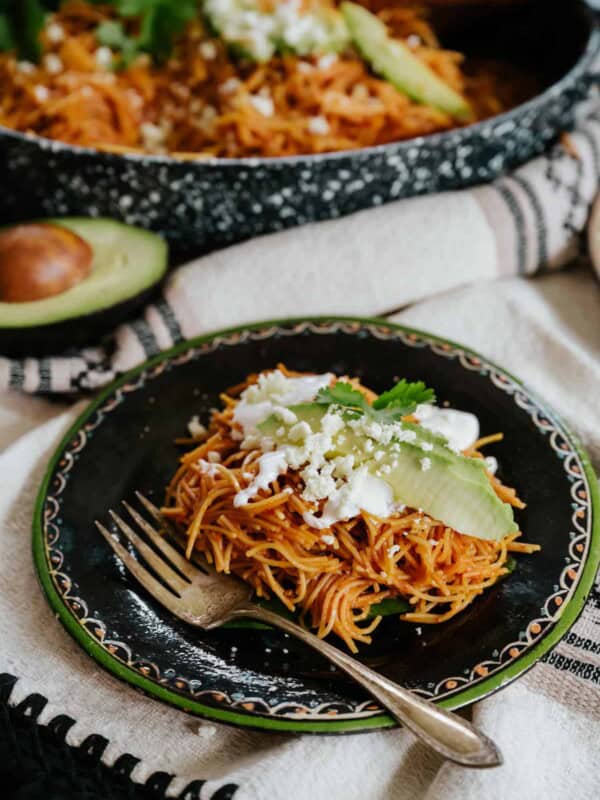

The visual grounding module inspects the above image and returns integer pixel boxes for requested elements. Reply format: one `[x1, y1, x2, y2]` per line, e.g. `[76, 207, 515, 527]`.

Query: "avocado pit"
[0, 223, 93, 303]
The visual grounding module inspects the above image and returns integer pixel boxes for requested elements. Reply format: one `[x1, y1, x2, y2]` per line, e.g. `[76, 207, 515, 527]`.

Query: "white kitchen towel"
[1, 265, 599, 800]
[2, 105, 600, 394]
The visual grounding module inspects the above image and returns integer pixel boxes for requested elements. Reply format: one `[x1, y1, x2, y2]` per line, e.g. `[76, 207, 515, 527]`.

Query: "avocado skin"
[0, 282, 160, 358]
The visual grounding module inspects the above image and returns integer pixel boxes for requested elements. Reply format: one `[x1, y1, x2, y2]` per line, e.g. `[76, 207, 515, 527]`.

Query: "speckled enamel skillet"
[1, 2, 599, 251]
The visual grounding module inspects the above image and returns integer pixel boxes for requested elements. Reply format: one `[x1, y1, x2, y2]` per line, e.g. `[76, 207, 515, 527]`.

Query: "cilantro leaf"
[137, 0, 197, 62]
[0, 0, 48, 60]
[316, 378, 435, 425]
[19, 0, 46, 61]
[95, 0, 198, 66]
[1, 0, 199, 65]
[372, 379, 435, 416]
[0, 0, 198, 65]
[504, 556, 517, 574]
[368, 597, 411, 617]
[493, 555, 517, 586]
[96, 20, 129, 50]
[315, 382, 371, 416]
[95, 19, 140, 67]
[0, 14, 15, 52]
[223, 595, 412, 627]
[114, 0, 148, 13]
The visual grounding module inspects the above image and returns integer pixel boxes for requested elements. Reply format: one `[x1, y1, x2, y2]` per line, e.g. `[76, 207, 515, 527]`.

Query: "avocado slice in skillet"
[0, 218, 168, 357]
[341, 3, 473, 121]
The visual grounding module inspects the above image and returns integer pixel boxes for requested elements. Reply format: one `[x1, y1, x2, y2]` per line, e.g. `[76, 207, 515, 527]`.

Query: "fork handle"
[230, 604, 501, 768]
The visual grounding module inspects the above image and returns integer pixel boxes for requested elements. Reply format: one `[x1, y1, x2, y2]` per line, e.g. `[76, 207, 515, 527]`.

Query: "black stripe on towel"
[155, 298, 184, 344]
[8, 361, 25, 390]
[38, 358, 52, 393]
[586, 582, 600, 612]
[563, 149, 585, 241]
[561, 631, 600, 656]
[543, 651, 600, 686]
[577, 127, 600, 180]
[129, 319, 161, 357]
[494, 183, 528, 274]
[0, 672, 240, 800]
[511, 175, 548, 272]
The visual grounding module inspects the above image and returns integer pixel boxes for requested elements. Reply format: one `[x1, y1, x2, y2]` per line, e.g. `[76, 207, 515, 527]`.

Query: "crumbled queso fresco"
[205, 0, 344, 62]
[43, 53, 63, 74]
[220, 77, 241, 94]
[308, 116, 330, 135]
[248, 93, 275, 117]
[193, 370, 482, 531]
[140, 120, 172, 151]
[45, 22, 65, 44]
[33, 85, 50, 103]
[188, 416, 207, 439]
[94, 46, 114, 69]
[198, 41, 217, 60]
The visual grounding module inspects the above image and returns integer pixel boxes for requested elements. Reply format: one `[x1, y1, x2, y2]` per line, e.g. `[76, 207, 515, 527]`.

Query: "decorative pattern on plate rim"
[42, 321, 593, 719]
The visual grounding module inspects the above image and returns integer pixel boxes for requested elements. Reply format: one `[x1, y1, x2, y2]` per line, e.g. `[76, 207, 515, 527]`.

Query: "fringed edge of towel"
[0, 673, 239, 800]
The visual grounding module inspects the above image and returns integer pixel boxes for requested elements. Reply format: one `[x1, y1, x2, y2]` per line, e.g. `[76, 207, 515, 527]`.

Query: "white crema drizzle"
[197, 370, 483, 529]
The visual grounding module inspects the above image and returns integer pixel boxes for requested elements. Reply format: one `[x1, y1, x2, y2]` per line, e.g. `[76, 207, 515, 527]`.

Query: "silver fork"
[95, 492, 502, 768]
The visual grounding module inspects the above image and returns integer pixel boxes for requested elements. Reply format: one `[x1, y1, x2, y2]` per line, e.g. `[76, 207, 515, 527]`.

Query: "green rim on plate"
[32, 316, 600, 733]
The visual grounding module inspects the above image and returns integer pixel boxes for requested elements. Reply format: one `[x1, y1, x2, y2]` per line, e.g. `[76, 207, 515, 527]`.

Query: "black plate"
[33, 319, 600, 733]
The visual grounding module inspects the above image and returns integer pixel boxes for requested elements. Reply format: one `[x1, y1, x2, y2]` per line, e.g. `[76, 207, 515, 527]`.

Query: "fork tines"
[94, 494, 195, 609]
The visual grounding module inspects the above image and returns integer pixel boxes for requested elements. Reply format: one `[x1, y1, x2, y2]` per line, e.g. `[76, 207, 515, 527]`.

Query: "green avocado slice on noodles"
[259, 402, 517, 542]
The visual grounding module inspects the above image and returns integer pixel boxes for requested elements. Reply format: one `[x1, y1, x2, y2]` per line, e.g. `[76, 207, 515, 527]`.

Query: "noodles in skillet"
[0, 2, 539, 158]
[162, 367, 539, 652]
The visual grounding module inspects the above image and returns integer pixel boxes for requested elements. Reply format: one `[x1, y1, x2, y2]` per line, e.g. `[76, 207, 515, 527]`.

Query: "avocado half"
[0, 218, 168, 357]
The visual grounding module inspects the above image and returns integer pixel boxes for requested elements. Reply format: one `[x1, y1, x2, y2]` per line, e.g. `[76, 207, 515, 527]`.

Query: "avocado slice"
[341, 3, 473, 121]
[258, 404, 517, 541]
[0, 218, 167, 357]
